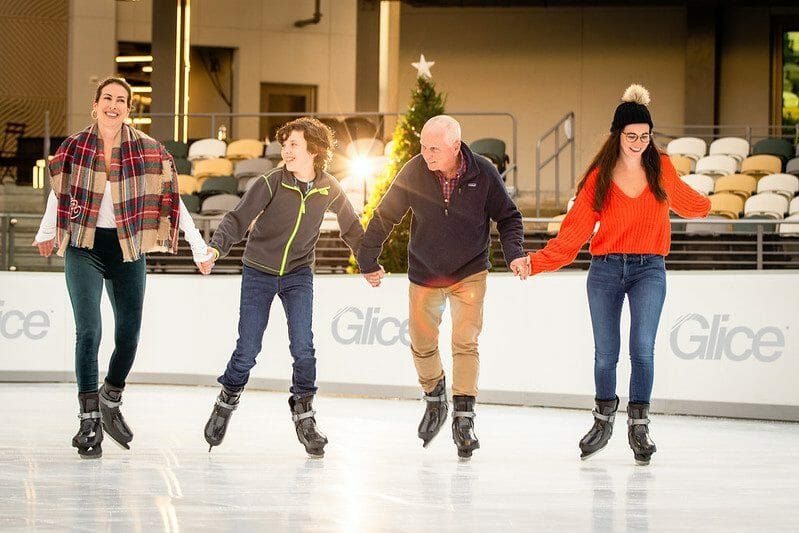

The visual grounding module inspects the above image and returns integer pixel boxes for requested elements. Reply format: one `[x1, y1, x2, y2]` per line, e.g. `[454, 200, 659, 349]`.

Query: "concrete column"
[684, 3, 721, 128]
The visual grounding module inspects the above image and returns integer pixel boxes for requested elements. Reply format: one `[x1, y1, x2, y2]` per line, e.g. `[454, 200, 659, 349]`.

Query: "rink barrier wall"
[1, 271, 797, 422]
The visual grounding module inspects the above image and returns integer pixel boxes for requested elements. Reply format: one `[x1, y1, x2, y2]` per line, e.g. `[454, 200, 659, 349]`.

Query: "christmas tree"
[351, 67, 446, 273]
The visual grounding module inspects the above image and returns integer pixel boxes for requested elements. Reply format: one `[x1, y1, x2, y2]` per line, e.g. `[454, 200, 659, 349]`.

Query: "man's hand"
[509, 255, 530, 280]
[32, 239, 55, 257]
[362, 265, 386, 287]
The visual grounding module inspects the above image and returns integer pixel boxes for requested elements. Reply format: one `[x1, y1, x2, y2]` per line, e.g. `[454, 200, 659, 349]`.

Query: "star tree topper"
[411, 54, 435, 79]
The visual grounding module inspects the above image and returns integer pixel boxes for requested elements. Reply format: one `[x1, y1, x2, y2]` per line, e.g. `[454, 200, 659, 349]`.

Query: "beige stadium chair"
[234, 157, 273, 179]
[790, 196, 799, 216]
[669, 155, 693, 176]
[177, 174, 197, 195]
[708, 137, 750, 165]
[200, 193, 241, 215]
[546, 214, 566, 235]
[744, 192, 790, 219]
[187, 138, 226, 161]
[694, 154, 737, 179]
[740, 154, 782, 180]
[680, 174, 714, 196]
[193, 157, 234, 179]
[713, 174, 757, 200]
[265, 140, 283, 162]
[756, 173, 799, 200]
[709, 192, 744, 219]
[226, 139, 264, 161]
[778, 214, 799, 236]
[666, 137, 707, 162]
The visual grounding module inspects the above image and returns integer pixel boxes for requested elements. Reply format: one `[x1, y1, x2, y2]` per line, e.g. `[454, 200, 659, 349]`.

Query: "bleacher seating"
[714, 173, 756, 200]
[666, 137, 706, 162]
[188, 138, 226, 161]
[757, 173, 799, 199]
[695, 154, 737, 178]
[741, 154, 782, 179]
[708, 137, 749, 166]
[681, 174, 714, 196]
[709, 192, 744, 219]
[744, 192, 789, 219]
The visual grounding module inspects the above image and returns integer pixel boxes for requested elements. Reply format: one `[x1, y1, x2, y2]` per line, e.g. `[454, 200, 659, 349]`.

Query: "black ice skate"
[289, 395, 328, 457]
[452, 395, 480, 459]
[579, 396, 619, 460]
[99, 381, 133, 450]
[72, 391, 103, 459]
[418, 378, 448, 447]
[627, 402, 657, 465]
[204, 386, 242, 451]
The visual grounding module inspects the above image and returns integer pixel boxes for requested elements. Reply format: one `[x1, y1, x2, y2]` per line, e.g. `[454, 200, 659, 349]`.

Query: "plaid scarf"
[48, 123, 180, 262]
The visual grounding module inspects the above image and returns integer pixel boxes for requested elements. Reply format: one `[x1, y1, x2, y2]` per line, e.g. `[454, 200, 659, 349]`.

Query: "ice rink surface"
[0, 383, 797, 532]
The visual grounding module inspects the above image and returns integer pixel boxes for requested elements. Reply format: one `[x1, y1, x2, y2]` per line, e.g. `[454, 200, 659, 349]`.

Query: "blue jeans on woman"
[586, 254, 666, 404]
[218, 265, 317, 399]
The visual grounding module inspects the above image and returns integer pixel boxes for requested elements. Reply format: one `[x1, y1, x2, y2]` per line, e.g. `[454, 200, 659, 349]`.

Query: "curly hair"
[276, 117, 336, 171]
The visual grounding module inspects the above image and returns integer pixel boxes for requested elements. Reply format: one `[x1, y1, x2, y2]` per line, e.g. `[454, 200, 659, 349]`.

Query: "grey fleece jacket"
[209, 167, 363, 275]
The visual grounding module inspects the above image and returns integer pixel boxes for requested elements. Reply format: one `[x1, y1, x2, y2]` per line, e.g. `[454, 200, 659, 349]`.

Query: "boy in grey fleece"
[202, 117, 363, 457]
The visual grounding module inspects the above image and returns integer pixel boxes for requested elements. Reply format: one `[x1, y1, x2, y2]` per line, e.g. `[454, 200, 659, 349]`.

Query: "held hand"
[197, 247, 217, 275]
[362, 265, 385, 287]
[32, 239, 55, 257]
[509, 256, 530, 280]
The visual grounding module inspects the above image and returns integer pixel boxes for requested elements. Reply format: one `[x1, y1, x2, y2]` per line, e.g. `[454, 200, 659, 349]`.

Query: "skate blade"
[580, 445, 608, 461]
[306, 451, 325, 459]
[105, 434, 131, 450]
[634, 458, 651, 466]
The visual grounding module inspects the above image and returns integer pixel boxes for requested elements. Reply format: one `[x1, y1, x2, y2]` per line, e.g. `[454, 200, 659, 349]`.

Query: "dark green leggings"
[64, 228, 146, 393]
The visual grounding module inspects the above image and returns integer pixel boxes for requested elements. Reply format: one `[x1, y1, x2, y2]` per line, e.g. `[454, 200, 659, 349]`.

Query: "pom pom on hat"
[611, 83, 653, 131]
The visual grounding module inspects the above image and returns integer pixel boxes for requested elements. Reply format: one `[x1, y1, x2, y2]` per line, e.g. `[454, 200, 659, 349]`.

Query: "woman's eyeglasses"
[623, 132, 652, 143]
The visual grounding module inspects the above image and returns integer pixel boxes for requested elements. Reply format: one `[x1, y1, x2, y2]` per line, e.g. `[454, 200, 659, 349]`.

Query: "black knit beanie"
[611, 84, 653, 131]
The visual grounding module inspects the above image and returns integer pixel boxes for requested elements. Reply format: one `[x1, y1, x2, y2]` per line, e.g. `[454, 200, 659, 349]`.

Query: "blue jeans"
[218, 265, 317, 398]
[586, 254, 666, 404]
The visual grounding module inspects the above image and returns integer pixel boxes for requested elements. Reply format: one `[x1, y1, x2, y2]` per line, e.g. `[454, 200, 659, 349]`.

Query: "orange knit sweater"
[530, 154, 711, 275]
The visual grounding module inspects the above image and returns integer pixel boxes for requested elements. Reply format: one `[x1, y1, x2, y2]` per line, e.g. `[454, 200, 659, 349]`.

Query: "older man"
[357, 115, 528, 458]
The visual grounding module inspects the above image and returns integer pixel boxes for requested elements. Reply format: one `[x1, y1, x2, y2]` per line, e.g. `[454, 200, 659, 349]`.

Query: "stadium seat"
[172, 157, 192, 175]
[234, 157, 274, 179]
[709, 192, 744, 219]
[199, 175, 238, 200]
[680, 174, 714, 196]
[162, 140, 188, 159]
[226, 139, 264, 161]
[740, 154, 782, 180]
[188, 138, 226, 161]
[779, 214, 799, 236]
[200, 193, 241, 215]
[713, 174, 756, 200]
[752, 137, 793, 164]
[708, 137, 750, 165]
[786, 157, 799, 176]
[744, 192, 789, 219]
[756, 173, 799, 200]
[193, 157, 234, 180]
[666, 137, 706, 162]
[180, 193, 200, 213]
[470, 138, 511, 173]
[177, 174, 197, 195]
[669, 155, 694, 176]
[265, 141, 283, 162]
[694, 155, 737, 179]
[790, 196, 799, 216]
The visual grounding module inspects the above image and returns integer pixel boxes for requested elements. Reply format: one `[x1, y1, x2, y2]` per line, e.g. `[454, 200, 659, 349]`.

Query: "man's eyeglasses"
[623, 132, 652, 143]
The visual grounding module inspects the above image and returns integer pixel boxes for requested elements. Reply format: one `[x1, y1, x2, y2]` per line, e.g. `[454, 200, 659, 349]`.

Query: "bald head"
[421, 115, 462, 147]
[420, 115, 462, 176]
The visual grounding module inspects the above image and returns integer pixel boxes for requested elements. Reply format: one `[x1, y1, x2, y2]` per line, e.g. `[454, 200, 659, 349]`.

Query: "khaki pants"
[408, 270, 488, 397]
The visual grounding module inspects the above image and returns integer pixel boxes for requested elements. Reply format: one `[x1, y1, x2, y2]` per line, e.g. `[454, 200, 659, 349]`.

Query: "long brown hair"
[576, 129, 668, 212]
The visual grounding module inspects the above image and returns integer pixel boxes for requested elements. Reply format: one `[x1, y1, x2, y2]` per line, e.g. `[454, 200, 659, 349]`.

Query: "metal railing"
[535, 112, 576, 216]
[4, 213, 798, 273]
[653, 124, 799, 146]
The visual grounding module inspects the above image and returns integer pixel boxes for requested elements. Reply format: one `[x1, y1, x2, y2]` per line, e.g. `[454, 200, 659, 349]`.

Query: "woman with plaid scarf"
[32, 77, 213, 459]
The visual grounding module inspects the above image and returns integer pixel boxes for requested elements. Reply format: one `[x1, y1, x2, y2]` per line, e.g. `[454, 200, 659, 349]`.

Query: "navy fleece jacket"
[357, 142, 525, 288]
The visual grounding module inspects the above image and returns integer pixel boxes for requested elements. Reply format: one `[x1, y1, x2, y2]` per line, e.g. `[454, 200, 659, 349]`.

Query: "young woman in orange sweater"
[527, 85, 711, 465]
